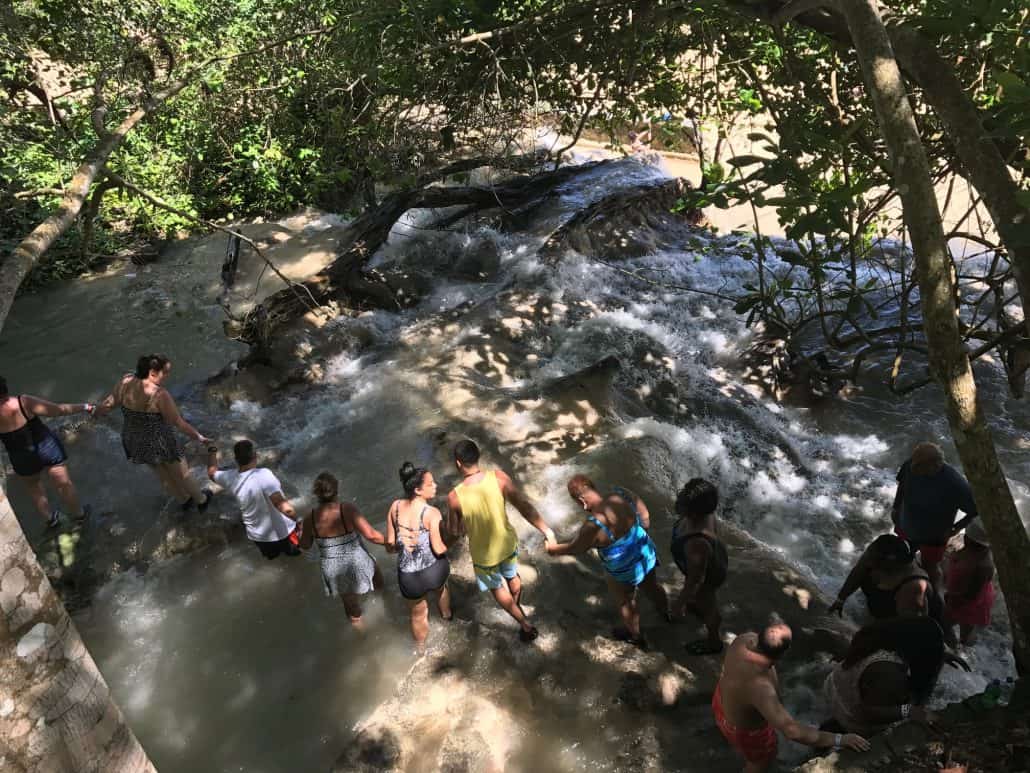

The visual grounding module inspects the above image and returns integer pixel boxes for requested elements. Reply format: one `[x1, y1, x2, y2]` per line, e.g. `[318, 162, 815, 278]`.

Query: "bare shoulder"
[425, 505, 443, 523]
[493, 468, 513, 486]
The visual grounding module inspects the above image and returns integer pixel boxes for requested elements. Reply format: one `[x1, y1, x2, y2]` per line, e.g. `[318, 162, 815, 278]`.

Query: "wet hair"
[567, 474, 596, 499]
[135, 353, 171, 379]
[399, 461, 429, 499]
[0, 376, 7, 398]
[910, 442, 944, 476]
[868, 534, 915, 566]
[755, 621, 792, 660]
[628, 130, 639, 141]
[841, 617, 945, 703]
[454, 439, 481, 466]
[233, 439, 256, 466]
[675, 478, 719, 518]
[313, 472, 339, 503]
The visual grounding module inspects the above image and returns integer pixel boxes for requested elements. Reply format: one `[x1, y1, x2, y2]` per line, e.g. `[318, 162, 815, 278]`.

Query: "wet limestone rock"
[333, 669, 516, 773]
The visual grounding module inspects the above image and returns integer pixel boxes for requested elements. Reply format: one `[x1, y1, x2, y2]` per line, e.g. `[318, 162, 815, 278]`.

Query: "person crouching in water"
[386, 462, 451, 652]
[714, 620, 869, 772]
[824, 616, 967, 736]
[944, 520, 995, 646]
[298, 472, 384, 630]
[671, 478, 729, 655]
[547, 474, 669, 649]
[206, 440, 302, 560]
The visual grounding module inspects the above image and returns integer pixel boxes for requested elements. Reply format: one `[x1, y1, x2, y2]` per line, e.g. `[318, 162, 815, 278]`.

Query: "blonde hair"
[910, 442, 944, 476]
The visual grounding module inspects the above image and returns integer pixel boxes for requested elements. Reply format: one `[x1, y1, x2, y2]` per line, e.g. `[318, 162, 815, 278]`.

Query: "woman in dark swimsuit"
[385, 462, 451, 652]
[96, 354, 211, 511]
[670, 478, 729, 655]
[830, 534, 941, 621]
[0, 375, 94, 527]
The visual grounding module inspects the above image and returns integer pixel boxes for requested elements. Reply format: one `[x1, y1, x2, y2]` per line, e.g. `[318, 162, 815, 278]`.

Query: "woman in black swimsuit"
[830, 534, 941, 621]
[385, 462, 451, 651]
[0, 375, 94, 528]
[670, 478, 729, 655]
[96, 354, 211, 511]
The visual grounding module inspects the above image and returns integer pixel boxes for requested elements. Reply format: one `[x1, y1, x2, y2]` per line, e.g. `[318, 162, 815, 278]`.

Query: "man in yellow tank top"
[447, 439, 556, 642]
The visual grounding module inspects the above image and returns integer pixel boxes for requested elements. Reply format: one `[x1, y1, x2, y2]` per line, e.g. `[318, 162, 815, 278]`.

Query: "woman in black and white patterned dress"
[97, 354, 211, 511]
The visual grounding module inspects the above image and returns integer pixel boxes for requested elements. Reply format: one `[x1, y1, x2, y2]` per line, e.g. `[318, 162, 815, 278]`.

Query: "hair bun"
[398, 461, 417, 483]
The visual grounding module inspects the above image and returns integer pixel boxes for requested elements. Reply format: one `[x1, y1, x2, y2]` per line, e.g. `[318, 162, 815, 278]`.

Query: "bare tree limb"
[103, 172, 325, 316]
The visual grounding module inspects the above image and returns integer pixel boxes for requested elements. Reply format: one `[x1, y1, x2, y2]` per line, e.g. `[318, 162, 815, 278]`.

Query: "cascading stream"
[2, 158, 1025, 772]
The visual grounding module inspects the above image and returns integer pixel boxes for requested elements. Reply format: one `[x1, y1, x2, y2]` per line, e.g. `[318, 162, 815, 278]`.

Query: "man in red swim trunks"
[713, 621, 869, 771]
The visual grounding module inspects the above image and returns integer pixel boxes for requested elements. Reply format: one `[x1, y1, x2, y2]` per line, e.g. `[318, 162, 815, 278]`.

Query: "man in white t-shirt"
[206, 439, 301, 559]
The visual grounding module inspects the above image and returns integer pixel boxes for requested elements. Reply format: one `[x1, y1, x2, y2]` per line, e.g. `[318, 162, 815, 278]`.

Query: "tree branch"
[103, 172, 325, 317]
[774, 0, 837, 25]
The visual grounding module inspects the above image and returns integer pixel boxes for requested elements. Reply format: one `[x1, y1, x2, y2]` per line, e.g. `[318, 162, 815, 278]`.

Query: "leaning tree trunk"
[840, 0, 1030, 672]
[0, 77, 194, 327]
[887, 24, 1030, 398]
[0, 487, 156, 772]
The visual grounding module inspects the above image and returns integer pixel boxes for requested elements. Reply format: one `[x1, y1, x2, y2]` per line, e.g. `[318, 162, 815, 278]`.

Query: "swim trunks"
[712, 683, 778, 765]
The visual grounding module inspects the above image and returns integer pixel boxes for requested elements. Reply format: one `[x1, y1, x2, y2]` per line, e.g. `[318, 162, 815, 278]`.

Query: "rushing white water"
[3, 157, 1027, 771]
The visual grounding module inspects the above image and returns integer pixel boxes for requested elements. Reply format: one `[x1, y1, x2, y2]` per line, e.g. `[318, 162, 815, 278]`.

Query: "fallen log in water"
[231, 159, 609, 355]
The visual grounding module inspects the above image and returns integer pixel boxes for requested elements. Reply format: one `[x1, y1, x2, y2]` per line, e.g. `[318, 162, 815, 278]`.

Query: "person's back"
[713, 622, 869, 771]
[448, 439, 554, 642]
[719, 634, 775, 730]
[209, 439, 300, 560]
[393, 499, 438, 568]
[313, 500, 354, 540]
[302, 471, 383, 628]
[593, 491, 640, 544]
[454, 469, 518, 566]
[118, 375, 161, 414]
[670, 478, 728, 655]
[898, 462, 972, 540]
[0, 394, 28, 432]
[223, 465, 291, 537]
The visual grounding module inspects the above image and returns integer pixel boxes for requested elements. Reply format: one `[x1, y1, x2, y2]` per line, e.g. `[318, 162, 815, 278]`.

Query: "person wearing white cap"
[943, 520, 995, 645]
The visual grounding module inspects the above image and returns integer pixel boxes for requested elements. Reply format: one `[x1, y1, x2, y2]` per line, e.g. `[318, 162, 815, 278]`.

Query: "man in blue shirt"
[891, 442, 978, 594]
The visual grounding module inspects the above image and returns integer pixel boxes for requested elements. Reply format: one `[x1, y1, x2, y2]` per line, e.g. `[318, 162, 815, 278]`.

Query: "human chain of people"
[0, 354, 1004, 772]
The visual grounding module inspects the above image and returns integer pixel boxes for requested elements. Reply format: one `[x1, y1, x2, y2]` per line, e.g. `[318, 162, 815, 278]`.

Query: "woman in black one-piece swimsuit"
[0, 374, 94, 527]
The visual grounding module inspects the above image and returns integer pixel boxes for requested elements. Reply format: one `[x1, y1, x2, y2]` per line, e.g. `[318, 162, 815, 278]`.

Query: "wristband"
[833, 733, 842, 750]
[207, 445, 219, 454]
[900, 703, 911, 719]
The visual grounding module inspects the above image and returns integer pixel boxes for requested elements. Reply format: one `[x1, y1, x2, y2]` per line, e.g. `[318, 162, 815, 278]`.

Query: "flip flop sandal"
[685, 639, 724, 656]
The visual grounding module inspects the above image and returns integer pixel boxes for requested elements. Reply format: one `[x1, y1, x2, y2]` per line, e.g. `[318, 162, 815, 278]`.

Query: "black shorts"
[398, 557, 450, 600]
[253, 536, 302, 560]
[9, 431, 68, 477]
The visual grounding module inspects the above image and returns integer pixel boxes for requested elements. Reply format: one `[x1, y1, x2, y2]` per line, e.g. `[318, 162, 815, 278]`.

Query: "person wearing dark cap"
[829, 534, 939, 621]
[713, 620, 869, 771]
[944, 520, 995, 646]
[892, 442, 978, 593]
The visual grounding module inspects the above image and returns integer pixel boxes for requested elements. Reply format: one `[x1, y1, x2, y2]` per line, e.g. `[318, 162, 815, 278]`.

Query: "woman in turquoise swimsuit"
[547, 474, 669, 649]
